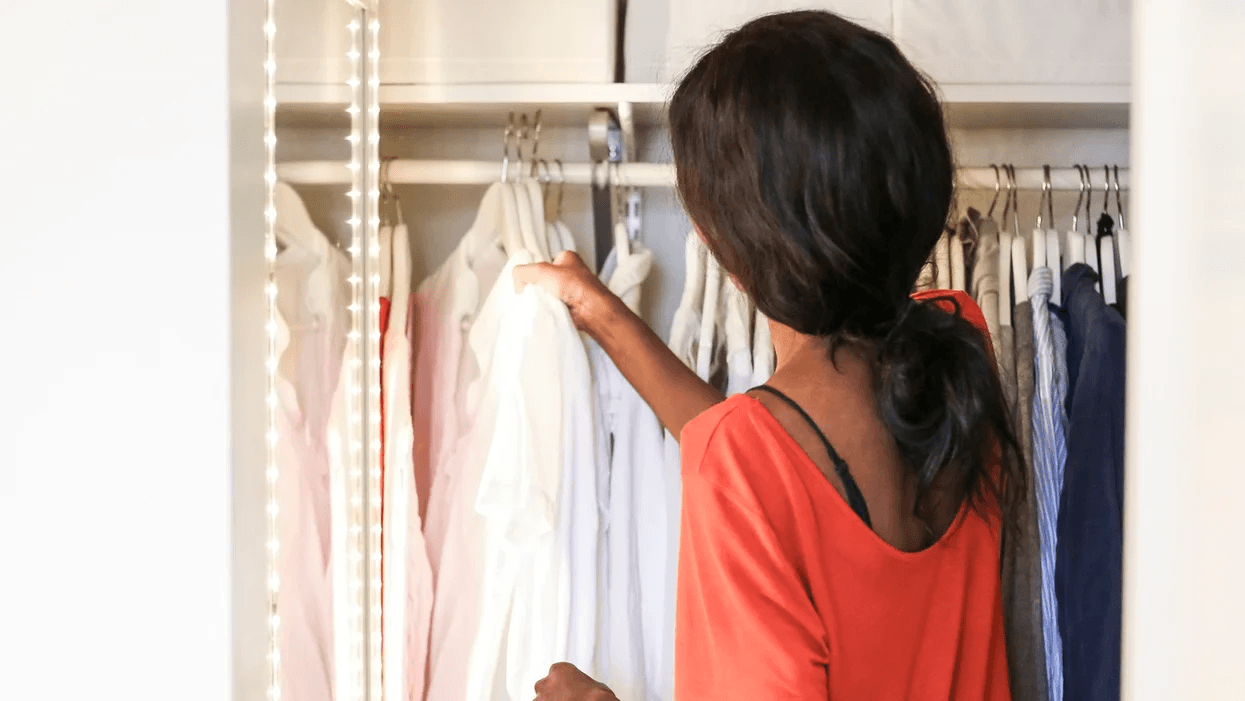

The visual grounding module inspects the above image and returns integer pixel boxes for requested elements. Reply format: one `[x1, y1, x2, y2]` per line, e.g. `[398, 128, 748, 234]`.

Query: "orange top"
[674, 291, 1010, 700]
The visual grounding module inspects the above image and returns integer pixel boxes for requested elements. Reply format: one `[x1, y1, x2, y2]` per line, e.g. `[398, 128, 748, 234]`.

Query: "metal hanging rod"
[276, 160, 1130, 190]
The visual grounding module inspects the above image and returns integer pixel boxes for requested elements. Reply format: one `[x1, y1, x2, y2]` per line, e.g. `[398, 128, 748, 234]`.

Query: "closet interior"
[267, 2, 1133, 701]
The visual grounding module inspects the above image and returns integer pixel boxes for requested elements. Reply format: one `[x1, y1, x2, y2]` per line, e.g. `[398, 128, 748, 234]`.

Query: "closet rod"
[277, 161, 1130, 190]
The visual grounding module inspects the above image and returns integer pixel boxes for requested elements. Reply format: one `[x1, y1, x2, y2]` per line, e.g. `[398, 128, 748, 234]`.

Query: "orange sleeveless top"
[674, 291, 1010, 700]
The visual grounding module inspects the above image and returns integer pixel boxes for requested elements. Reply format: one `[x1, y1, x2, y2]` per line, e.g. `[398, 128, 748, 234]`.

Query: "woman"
[517, 10, 1023, 701]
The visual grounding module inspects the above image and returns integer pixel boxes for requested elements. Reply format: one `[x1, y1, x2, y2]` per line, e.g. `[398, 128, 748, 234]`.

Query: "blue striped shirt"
[1029, 265, 1069, 701]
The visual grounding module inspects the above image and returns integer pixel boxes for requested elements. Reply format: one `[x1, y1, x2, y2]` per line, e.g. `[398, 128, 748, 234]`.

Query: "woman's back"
[673, 292, 1011, 700]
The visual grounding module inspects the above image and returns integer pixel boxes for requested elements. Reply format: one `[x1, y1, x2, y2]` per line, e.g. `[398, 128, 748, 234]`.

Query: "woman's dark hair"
[669, 10, 1023, 532]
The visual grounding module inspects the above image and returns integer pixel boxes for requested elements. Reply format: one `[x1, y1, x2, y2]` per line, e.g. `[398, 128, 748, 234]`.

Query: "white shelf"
[941, 83, 1131, 129]
[275, 81, 1129, 130]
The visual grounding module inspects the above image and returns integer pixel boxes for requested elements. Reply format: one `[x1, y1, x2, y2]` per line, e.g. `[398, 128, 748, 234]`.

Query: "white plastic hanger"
[670, 231, 709, 370]
[696, 253, 723, 382]
[1077, 165, 1101, 292]
[934, 229, 952, 289]
[1065, 164, 1087, 269]
[949, 228, 966, 291]
[1097, 164, 1119, 305]
[1036, 166, 1062, 302]
[1012, 236, 1029, 313]
[1100, 235, 1118, 305]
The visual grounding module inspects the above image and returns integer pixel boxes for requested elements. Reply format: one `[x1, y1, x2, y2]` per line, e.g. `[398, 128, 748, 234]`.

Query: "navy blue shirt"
[1057, 264, 1126, 701]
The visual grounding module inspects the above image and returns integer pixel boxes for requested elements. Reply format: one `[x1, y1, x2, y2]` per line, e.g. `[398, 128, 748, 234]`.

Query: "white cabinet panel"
[662, 0, 893, 82]
[380, 0, 617, 84]
[275, 0, 355, 84]
[893, 0, 1131, 86]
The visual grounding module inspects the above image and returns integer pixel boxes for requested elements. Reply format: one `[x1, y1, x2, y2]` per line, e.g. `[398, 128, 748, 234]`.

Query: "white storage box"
[275, 0, 357, 84]
[381, 0, 618, 84]
[893, 0, 1131, 86]
[661, 0, 893, 82]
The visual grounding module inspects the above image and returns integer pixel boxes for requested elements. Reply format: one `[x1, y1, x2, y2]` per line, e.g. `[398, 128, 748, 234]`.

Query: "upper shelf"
[275, 82, 1129, 130]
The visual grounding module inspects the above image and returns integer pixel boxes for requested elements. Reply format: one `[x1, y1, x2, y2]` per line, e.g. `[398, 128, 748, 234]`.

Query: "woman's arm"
[514, 251, 723, 439]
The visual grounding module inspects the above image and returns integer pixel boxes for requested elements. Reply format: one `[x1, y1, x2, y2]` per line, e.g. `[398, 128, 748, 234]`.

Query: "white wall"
[0, 2, 263, 700]
[1123, 0, 1245, 698]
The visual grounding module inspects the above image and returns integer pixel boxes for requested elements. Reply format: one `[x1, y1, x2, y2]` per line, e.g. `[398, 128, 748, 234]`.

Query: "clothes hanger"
[521, 111, 555, 262]
[1065, 163, 1087, 269]
[456, 121, 522, 263]
[533, 159, 562, 256]
[379, 159, 395, 300]
[551, 159, 576, 254]
[1003, 165, 1026, 312]
[934, 224, 952, 290]
[992, 165, 1013, 326]
[696, 252, 723, 382]
[1114, 165, 1131, 278]
[949, 223, 966, 291]
[1040, 166, 1063, 302]
[670, 231, 709, 370]
[1077, 165, 1102, 292]
[1030, 165, 1048, 273]
[509, 113, 550, 262]
[1097, 165, 1119, 305]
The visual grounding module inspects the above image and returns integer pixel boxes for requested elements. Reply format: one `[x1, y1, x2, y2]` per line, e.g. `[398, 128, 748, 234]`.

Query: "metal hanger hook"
[528, 110, 543, 177]
[554, 158, 566, 221]
[1081, 165, 1093, 234]
[1071, 164, 1085, 233]
[501, 112, 515, 182]
[1113, 165, 1125, 229]
[1102, 165, 1110, 213]
[987, 164, 1001, 218]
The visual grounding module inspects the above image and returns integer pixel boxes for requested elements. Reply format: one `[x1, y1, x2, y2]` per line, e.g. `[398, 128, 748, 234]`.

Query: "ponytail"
[873, 295, 1024, 531]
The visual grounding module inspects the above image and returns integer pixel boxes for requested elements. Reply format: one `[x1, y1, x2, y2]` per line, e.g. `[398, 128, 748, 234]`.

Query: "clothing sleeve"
[674, 447, 828, 701]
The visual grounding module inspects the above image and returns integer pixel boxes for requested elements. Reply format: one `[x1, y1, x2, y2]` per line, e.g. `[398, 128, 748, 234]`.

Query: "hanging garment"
[668, 232, 707, 373]
[722, 281, 755, 396]
[1028, 265, 1069, 701]
[273, 315, 336, 701]
[413, 186, 510, 549]
[695, 254, 724, 384]
[461, 251, 598, 701]
[751, 309, 775, 387]
[1057, 264, 1126, 701]
[655, 230, 710, 701]
[421, 187, 519, 701]
[274, 182, 353, 701]
[380, 224, 434, 701]
[674, 291, 1010, 701]
[950, 230, 967, 291]
[934, 230, 953, 290]
[593, 241, 671, 701]
[1005, 293, 1047, 701]
[968, 213, 1000, 342]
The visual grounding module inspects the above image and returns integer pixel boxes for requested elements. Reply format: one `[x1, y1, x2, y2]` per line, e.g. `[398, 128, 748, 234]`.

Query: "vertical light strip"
[262, 2, 281, 701]
[364, 10, 384, 701]
[344, 11, 367, 701]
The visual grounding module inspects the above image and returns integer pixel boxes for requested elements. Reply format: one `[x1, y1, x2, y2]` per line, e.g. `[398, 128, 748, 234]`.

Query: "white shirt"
[413, 185, 510, 569]
[657, 232, 715, 701]
[465, 251, 596, 701]
[722, 280, 754, 396]
[274, 182, 353, 701]
[751, 308, 775, 387]
[592, 241, 669, 701]
[380, 223, 435, 701]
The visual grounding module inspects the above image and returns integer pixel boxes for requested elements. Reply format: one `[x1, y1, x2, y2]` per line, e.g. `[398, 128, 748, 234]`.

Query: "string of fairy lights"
[266, 2, 380, 701]
[262, 0, 281, 698]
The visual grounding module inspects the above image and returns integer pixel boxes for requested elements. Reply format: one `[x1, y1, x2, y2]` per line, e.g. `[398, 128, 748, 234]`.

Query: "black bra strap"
[750, 385, 873, 528]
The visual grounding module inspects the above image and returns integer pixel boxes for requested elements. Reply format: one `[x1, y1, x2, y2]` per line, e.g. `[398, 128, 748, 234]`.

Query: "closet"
[268, 2, 1132, 701]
